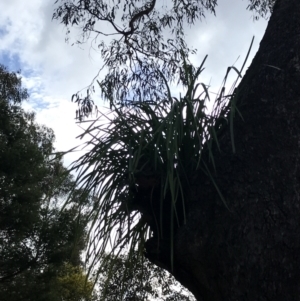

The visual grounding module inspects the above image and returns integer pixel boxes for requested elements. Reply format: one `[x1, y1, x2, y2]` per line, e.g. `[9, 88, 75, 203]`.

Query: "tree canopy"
[0, 65, 93, 301]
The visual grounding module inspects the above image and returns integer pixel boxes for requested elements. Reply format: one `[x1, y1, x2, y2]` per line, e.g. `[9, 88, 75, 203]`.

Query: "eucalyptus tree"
[52, 0, 300, 300]
[53, 0, 275, 117]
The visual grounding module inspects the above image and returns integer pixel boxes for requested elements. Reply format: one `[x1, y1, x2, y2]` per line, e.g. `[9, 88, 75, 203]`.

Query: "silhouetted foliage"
[53, 0, 275, 118]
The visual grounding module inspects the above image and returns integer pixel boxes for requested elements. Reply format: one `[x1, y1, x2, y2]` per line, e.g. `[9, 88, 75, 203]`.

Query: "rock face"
[145, 0, 300, 300]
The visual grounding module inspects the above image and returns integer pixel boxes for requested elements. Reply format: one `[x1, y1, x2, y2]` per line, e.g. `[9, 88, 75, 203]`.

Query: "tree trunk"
[146, 0, 300, 299]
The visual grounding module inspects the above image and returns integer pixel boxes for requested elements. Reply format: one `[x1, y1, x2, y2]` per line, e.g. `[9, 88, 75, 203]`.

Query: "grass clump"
[66, 40, 254, 279]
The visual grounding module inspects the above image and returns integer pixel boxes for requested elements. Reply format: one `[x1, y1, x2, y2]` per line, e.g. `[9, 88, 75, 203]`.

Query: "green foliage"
[0, 102, 56, 240]
[0, 65, 28, 104]
[97, 252, 196, 301]
[0, 65, 91, 301]
[57, 263, 95, 301]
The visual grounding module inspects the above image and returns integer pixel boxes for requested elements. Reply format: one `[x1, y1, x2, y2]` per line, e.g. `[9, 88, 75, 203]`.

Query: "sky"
[0, 0, 269, 168]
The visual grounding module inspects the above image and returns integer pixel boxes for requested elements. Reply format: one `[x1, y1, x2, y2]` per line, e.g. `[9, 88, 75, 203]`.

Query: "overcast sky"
[0, 0, 269, 168]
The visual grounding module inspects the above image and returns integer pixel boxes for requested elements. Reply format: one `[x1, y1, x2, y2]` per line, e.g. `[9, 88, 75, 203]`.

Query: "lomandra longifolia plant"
[67, 40, 253, 279]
